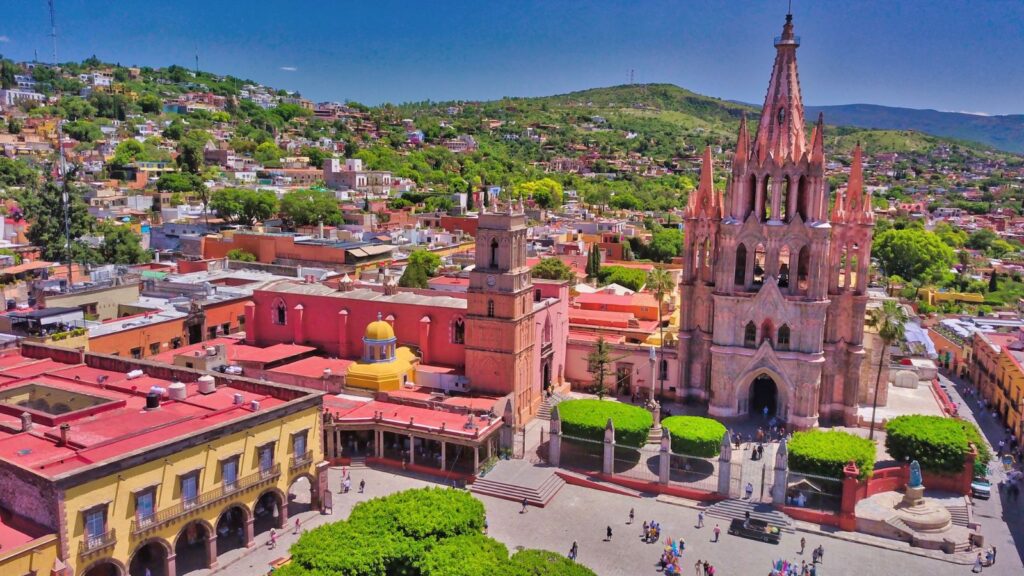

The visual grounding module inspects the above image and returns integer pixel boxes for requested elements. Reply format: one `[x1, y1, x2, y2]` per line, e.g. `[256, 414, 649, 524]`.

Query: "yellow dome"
[365, 319, 395, 341]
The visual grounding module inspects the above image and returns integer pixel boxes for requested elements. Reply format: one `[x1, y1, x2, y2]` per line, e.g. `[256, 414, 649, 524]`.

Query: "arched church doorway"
[542, 361, 551, 393]
[749, 375, 778, 418]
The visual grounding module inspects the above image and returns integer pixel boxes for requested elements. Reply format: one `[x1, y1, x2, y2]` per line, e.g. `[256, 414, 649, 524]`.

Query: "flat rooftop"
[0, 351, 304, 480]
[262, 280, 467, 309]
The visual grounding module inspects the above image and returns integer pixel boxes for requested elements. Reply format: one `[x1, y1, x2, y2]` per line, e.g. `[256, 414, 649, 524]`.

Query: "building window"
[135, 488, 156, 526]
[777, 325, 791, 351]
[130, 347, 142, 359]
[238, 314, 246, 326]
[273, 300, 287, 325]
[171, 338, 182, 349]
[293, 430, 308, 457]
[221, 456, 239, 490]
[534, 289, 542, 302]
[149, 342, 161, 355]
[744, 322, 757, 348]
[659, 359, 669, 381]
[452, 318, 465, 344]
[490, 238, 499, 268]
[222, 322, 231, 334]
[84, 505, 107, 540]
[258, 443, 275, 474]
[487, 300, 495, 318]
[180, 471, 200, 508]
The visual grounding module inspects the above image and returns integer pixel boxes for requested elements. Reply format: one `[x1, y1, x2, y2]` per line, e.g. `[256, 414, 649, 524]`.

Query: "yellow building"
[997, 346, 1024, 443]
[345, 316, 417, 392]
[0, 344, 324, 576]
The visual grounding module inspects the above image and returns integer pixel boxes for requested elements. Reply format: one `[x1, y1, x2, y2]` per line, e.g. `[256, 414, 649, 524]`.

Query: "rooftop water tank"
[168, 382, 187, 401]
[197, 375, 216, 395]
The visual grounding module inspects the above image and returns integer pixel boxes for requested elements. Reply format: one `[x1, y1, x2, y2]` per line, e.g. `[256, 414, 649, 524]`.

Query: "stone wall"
[0, 462, 58, 530]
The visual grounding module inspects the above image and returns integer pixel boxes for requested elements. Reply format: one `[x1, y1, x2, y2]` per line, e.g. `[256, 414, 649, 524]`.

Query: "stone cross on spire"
[753, 13, 807, 165]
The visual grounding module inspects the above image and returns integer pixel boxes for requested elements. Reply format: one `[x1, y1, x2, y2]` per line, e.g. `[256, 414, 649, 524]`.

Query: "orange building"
[202, 231, 351, 269]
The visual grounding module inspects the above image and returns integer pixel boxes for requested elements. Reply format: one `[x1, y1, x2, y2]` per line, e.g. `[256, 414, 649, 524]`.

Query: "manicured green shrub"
[281, 487, 598, 576]
[661, 415, 727, 457]
[558, 399, 653, 448]
[885, 415, 990, 476]
[788, 429, 876, 480]
[505, 550, 598, 576]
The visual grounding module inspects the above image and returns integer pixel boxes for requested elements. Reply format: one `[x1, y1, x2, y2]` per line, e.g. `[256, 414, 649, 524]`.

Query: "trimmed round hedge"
[277, 487, 597, 576]
[557, 399, 653, 448]
[788, 429, 876, 480]
[661, 415, 726, 457]
[885, 415, 991, 476]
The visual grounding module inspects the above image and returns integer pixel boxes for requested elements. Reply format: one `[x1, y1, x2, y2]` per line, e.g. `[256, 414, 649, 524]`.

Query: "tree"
[465, 188, 475, 212]
[424, 195, 454, 213]
[279, 188, 341, 227]
[586, 244, 601, 279]
[139, 93, 162, 114]
[227, 248, 256, 262]
[155, 172, 203, 193]
[989, 271, 999, 293]
[868, 300, 908, 440]
[163, 119, 186, 141]
[646, 266, 675, 400]
[622, 241, 634, 261]
[210, 188, 279, 225]
[586, 336, 613, 399]
[0, 59, 14, 90]
[407, 249, 441, 276]
[531, 257, 575, 281]
[177, 138, 205, 174]
[63, 120, 102, 143]
[0, 157, 39, 188]
[966, 228, 997, 252]
[254, 141, 283, 164]
[59, 97, 97, 121]
[514, 178, 563, 207]
[647, 226, 684, 263]
[111, 140, 145, 165]
[300, 146, 330, 169]
[18, 179, 98, 263]
[872, 228, 955, 284]
[97, 223, 149, 264]
[532, 189, 553, 209]
[398, 262, 429, 288]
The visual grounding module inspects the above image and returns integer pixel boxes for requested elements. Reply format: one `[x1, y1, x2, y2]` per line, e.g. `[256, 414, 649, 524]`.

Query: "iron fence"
[785, 471, 843, 512]
[560, 435, 605, 473]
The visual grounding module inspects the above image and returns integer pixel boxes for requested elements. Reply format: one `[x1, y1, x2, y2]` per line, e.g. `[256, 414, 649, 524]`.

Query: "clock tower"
[465, 206, 538, 422]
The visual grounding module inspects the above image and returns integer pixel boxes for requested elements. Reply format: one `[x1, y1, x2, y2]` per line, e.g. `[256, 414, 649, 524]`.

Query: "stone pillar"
[602, 418, 615, 476]
[839, 461, 861, 531]
[961, 444, 978, 495]
[313, 461, 328, 510]
[244, 302, 257, 345]
[771, 439, 788, 506]
[658, 427, 671, 485]
[337, 310, 349, 357]
[277, 495, 289, 529]
[548, 406, 561, 467]
[326, 421, 336, 460]
[376, 430, 384, 458]
[408, 434, 416, 465]
[166, 552, 176, 576]
[419, 316, 432, 364]
[440, 441, 446, 470]
[245, 517, 255, 548]
[206, 532, 219, 569]
[293, 304, 305, 344]
[473, 446, 479, 472]
[717, 432, 732, 497]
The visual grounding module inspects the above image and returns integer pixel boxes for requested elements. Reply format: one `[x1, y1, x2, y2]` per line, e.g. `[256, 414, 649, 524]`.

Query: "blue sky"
[3, 1, 1023, 114]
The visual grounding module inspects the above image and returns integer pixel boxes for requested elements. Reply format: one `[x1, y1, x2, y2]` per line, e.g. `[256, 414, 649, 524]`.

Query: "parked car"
[971, 476, 991, 500]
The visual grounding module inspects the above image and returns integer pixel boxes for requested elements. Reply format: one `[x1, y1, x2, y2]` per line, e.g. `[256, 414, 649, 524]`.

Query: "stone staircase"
[704, 499, 795, 533]
[346, 456, 367, 469]
[945, 504, 969, 527]
[470, 472, 566, 507]
[537, 392, 567, 421]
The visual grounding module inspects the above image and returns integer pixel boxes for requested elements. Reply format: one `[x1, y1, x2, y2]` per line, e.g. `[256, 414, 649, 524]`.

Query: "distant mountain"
[805, 104, 1024, 153]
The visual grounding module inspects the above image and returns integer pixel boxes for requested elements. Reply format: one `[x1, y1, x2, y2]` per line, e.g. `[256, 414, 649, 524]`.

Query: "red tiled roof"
[269, 356, 355, 378]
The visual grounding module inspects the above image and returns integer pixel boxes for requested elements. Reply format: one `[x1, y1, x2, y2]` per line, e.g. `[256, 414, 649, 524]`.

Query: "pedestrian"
[745, 481, 754, 499]
[973, 552, 984, 572]
[521, 497, 529, 513]
[707, 563, 715, 576]
[694, 559, 703, 576]
[606, 525, 613, 541]
[703, 560, 710, 576]
[763, 405, 769, 419]
[697, 510, 704, 528]
[816, 544, 824, 563]
[800, 536, 806, 554]
[642, 520, 649, 540]
[293, 517, 301, 535]
[268, 528, 277, 549]
[629, 507, 635, 524]
[343, 477, 351, 494]
[358, 479, 365, 493]
[712, 524, 720, 542]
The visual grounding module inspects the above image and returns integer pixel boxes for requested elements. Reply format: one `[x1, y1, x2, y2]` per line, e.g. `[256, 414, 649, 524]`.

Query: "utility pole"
[48, 0, 74, 290]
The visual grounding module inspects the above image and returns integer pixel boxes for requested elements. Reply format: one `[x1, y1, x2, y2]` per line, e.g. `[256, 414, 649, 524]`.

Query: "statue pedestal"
[901, 485, 926, 507]
[895, 485, 952, 533]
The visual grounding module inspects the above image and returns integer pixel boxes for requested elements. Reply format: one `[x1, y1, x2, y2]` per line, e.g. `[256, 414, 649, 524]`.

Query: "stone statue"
[909, 460, 923, 488]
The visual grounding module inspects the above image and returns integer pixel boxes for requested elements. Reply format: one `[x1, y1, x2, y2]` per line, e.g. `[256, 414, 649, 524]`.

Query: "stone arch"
[287, 472, 315, 516]
[734, 243, 747, 286]
[752, 244, 766, 287]
[797, 175, 810, 221]
[173, 518, 215, 575]
[778, 245, 791, 289]
[451, 316, 465, 344]
[80, 557, 127, 576]
[745, 173, 757, 220]
[128, 537, 171, 576]
[743, 321, 757, 348]
[215, 504, 251, 556]
[489, 237, 499, 268]
[781, 174, 792, 221]
[761, 173, 772, 221]
[736, 366, 793, 420]
[701, 237, 712, 282]
[796, 245, 810, 292]
[253, 487, 287, 535]
[777, 325, 791, 351]
[760, 319, 774, 347]
[272, 297, 287, 325]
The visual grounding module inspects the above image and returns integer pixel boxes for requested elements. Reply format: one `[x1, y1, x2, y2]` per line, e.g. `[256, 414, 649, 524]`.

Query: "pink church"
[677, 14, 874, 428]
[244, 208, 570, 424]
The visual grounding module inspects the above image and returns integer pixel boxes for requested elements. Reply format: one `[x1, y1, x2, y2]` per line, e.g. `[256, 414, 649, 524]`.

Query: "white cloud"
[0, 36, 10, 43]
[280, 66, 297, 72]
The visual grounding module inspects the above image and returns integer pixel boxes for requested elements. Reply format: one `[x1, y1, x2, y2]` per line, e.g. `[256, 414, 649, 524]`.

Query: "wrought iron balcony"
[131, 463, 281, 535]
[79, 529, 116, 556]
[290, 450, 313, 469]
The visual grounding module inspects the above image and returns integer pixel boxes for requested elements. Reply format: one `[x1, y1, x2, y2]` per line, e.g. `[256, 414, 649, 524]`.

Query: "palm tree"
[646, 266, 676, 400]
[868, 300, 908, 440]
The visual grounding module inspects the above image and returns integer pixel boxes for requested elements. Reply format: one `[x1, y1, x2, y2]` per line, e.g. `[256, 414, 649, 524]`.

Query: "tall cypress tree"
[989, 270, 999, 293]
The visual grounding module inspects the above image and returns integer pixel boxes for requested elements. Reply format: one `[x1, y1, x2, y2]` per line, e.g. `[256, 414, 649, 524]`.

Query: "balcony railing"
[131, 463, 280, 535]
[79, 529, 116, 556]
[290, 450, 313, 469]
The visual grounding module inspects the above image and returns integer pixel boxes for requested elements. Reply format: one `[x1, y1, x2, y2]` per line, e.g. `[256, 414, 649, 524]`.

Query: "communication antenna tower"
[48, 0, 75, 288]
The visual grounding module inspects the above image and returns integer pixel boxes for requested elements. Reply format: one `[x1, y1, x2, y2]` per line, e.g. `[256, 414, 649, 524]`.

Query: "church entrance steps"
[469, 460, 565, 507]
[704, 499, 795, 533]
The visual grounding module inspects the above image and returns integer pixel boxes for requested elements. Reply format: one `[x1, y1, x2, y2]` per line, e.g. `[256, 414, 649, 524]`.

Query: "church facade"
[677, 14, 874, 428]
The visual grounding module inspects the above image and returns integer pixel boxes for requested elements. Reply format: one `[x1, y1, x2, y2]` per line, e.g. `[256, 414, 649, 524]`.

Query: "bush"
[505, 550, 597, 576]
[788, 429, 875, 480]
[885, 415, 989, 476]
[281, 487, 596, 576]
[597, 265, 647, 291]
[226, 248, 256, 262]
[661, 416, 726, 457]
[558, 399, 653, 448]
